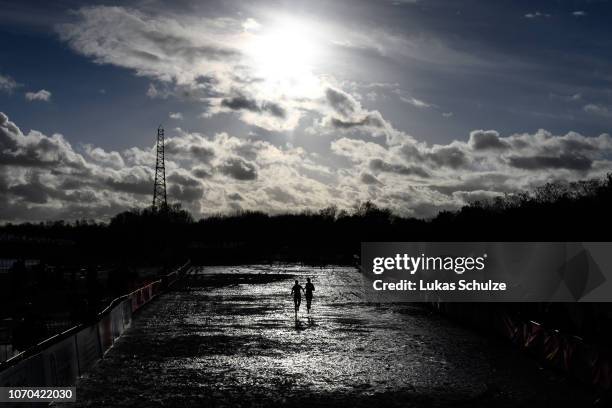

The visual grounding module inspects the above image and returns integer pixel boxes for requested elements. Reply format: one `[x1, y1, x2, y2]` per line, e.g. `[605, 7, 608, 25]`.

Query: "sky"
[1, 0, 611, 222]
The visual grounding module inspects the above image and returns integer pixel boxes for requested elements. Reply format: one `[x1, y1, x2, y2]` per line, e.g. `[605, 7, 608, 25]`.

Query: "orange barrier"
[435, 303, 612, 390]
[0, 261, 190, 388]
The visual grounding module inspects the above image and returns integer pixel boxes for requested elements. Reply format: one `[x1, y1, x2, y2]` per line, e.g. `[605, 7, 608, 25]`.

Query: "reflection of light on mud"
[158, 266, 472, 395]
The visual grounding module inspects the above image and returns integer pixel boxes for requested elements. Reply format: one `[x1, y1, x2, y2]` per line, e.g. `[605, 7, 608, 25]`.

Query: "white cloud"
[56, 6, 326, 132]
[400, 96, 432, 108]
[169, 112, 183, 120]
[2, 110, 612, 221]
[0, 74, 19, 93]
[572, 11, 587, 17]
[242, 18, 261, 32]
[83, 144, 125, 169]
[584, 104, 612, 118]
[55, 5, 480, 135]
[550, 92, 581, 102]
[392, 88, 437, 110]
[524, 12, 551, 19]
[25, 89, 51, 102]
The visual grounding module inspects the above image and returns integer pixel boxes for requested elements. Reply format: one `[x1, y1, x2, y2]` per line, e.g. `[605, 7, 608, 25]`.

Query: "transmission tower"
[152, 125, 167, 210]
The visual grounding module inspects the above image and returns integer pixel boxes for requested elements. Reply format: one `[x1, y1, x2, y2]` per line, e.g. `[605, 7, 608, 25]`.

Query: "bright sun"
[247, 21, 321, 99]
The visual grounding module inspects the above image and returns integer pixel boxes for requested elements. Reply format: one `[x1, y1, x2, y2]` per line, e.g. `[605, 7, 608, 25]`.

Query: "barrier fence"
[0, 261, 190, 390]
[433, 303, 612, 390]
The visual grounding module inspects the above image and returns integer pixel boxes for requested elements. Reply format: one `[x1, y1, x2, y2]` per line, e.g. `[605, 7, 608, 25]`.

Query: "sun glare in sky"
[246, 19, 322, 99]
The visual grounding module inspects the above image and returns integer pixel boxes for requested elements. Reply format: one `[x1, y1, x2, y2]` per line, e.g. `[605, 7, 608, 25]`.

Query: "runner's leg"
[294, 297, 301, 312]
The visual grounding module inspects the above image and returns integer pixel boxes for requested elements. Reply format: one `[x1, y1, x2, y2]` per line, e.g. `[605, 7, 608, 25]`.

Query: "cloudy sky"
[1, 0, 611, 222]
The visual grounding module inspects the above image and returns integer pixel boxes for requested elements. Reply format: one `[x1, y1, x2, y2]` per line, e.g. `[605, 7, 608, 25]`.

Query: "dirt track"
[60, 265, 597, 407]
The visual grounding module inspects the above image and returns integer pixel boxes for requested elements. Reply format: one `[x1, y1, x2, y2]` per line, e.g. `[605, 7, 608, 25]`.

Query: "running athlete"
[291, 280, 304, 315]
[305, 277, 315, 313]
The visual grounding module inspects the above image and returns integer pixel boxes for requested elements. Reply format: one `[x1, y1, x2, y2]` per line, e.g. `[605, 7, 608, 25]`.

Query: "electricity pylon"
[152, 125, 167, 210]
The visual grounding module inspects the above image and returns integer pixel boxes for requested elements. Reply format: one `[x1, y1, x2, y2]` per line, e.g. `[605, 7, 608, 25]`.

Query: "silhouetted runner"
[291, 280, 304, 316]
[305, 277, 315, 313]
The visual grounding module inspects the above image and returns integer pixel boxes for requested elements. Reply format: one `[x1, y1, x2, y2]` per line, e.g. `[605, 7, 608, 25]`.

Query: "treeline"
[190, 174, 612, 263]
[1, 174, 611, 266]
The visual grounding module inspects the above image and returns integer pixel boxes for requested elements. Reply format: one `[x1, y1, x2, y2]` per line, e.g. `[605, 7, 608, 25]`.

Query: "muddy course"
[60, 266, 595, 407]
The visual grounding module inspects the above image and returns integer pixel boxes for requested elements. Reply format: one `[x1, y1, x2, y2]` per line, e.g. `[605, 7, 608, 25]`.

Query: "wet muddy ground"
[61, 265, 597, 407]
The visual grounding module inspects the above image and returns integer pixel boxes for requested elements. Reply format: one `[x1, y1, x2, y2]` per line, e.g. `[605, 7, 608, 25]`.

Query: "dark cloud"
[560, 138, 598, 153]
[192, 167, 212, 179]
[233, 143, 260, 161]
[265, 186, 297, 204]
[360, 172, 382, 185]
[165, 139, 215, 162]
[58, 177, 87, 190]
[221, 95, 286, 118]
[426, 146, 468, 169]
[217, 157, 258, 180]
[0, 171, 8, 194]
[168, 184, 203, 202]
[4, 172, 92, 205]
[194, 75, 218, 85]
[168, 172, 201, 187]
[507, 154, 592, 171]
[398, 143, 422, 161]
[104, 176, 151, 195]
[221, 95, 258, 111]
[8, 181, 49, 204]
[469, 130, 509, 150]
[369, 158, 430, 178]
[325, 87, 356, 116]
[66, 190, 98, 203]
[227, 192, 243, 201]
[330, 113, 385, 129]
[189, 145, 216, 161]
[399, 142, 469, 169]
